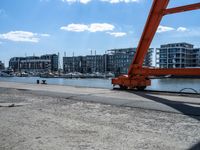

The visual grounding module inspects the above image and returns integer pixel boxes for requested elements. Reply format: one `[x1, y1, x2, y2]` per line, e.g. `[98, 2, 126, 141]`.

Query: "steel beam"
[128, 0, 169, 75]
[163, 3, 200, 15]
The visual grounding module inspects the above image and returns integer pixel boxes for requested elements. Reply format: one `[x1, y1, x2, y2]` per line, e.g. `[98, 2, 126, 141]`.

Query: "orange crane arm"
[163, 3, 200, 15]
[112, 0, 200, 90]
[132, 68, 200, 76]
[128, 0, 169, 75]
[128, 1, 200, 76]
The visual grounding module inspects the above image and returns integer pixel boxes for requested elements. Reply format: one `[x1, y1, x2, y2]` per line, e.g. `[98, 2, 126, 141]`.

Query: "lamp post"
[105, 51, 107, 74]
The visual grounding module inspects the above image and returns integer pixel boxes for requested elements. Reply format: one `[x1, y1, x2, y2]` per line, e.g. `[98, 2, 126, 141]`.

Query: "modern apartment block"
[107, 48, 153, 75]
[63, 55, 106, 74]
[156, 42, 200, 68]
[0, 61, 5, 70]
[63, 56, 85, 73]
[9, 54, 58, 72]
[63, 48, 153, 75]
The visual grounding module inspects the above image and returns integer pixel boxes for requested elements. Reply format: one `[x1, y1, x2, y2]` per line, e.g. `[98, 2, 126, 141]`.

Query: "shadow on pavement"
[126, 90, 200, 150]
[188, 141, 200, 150]
[126, 90, 200, 121]
[117, 90, 200, 150]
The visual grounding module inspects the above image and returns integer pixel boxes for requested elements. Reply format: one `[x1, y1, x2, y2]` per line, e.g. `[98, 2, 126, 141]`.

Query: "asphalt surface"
[0, 81, 200, 116]
[0, 81, 200, 149]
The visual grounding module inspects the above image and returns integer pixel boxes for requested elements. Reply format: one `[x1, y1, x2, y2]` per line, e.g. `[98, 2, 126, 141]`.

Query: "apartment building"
[0, 61, 5, 70]
[63, 47, 153, 75]
[107, 48, 153, 75]
[156, 42, 200, 68]
[63, 55, 106, 74]
[9, 54, 58, 72]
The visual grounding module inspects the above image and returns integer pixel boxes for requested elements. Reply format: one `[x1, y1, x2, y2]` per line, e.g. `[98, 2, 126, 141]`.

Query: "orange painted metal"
[112, 0, 200, 89]
[134, 68, 200, 76]
[163, 3, 200, 15]
[128, 0, 169, 74]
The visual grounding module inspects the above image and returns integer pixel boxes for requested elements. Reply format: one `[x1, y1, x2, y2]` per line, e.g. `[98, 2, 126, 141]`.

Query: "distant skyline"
[0, 0, 200, 67]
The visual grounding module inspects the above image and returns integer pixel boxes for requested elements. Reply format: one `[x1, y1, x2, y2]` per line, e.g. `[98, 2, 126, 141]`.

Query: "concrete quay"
[0, 81, 200, 150]
[0, 81, 200, 116]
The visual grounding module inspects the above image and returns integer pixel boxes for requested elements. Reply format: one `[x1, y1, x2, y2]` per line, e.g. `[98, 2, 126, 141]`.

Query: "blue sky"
[0, 0, 200, 67]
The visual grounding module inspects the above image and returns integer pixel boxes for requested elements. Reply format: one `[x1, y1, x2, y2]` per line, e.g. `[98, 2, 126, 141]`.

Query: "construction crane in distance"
[112, 0, 200, 90]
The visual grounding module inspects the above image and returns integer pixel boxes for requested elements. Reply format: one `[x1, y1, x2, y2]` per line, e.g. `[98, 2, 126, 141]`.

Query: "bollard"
[42, 80, 47, 84]
[37, 80, 40, 84]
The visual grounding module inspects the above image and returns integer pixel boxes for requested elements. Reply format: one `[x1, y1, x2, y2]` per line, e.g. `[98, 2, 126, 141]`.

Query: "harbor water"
[0, 77, 200, 93]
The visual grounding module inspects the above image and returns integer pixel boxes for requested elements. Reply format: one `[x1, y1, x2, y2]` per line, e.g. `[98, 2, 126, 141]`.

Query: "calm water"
[0, 77, 200, 93]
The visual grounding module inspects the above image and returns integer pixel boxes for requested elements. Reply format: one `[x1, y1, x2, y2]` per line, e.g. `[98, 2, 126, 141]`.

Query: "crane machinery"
[112, 0, 200, 90]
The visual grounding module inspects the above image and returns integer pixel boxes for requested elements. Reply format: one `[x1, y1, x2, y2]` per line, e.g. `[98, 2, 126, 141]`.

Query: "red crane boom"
[112, 0, 200, 90]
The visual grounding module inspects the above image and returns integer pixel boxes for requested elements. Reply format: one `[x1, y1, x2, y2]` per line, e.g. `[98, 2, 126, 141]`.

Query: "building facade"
[107, 48, 153, 75]
[9, 54, 58, 72]
[63, 48, 153, 75]
[156, 42, 200, 68]
[63, 55, 106, 74]
[0, 61, 5, 70]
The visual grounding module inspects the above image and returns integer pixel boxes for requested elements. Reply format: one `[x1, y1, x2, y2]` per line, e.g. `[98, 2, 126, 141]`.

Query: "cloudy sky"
[0, 0, 200, 66]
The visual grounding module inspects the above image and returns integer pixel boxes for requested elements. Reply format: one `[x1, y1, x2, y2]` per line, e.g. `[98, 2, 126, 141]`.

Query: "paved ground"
[0, 81, 200, 116]
[0, 81, 200, 149]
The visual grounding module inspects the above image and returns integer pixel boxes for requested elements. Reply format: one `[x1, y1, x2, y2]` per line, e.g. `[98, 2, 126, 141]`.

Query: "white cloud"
[62, 0, 91, 4]
[177, 27, 188, 32]
[89, 23, 114, 32]
[157, 25, 175, 33]
[156, 25, 200, 37]
[107, 32, 127, 37]
[61, 24, 88, 32]
[61, 23, 115, 32]
[61, 0, 140, 4]
[174, 27, 200, 37]
[0, 31, 50, 43]
[157, 26, 191, 34]
[156, 26, 200, 38]
[100, 0, 140, 3]
[79, 0, 91, 4]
